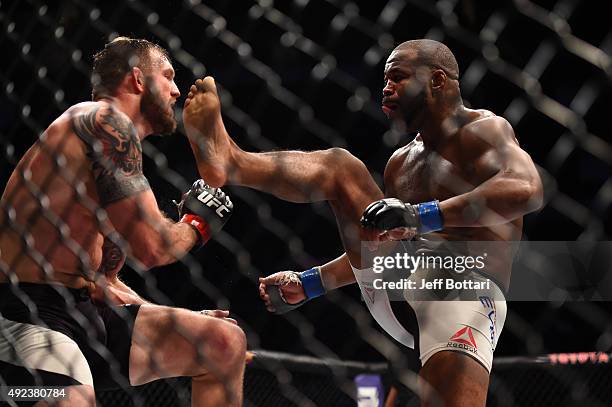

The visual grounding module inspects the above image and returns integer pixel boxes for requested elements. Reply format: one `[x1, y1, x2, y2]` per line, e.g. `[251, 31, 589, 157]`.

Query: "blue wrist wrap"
[417, 200, 443, 233]
[300, 267, 325, 299]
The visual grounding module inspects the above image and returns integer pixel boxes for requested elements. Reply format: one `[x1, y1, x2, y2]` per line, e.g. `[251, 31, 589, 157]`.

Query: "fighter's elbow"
[530, 181, 544, 212]
[141, 251, 165, 269]
[130, 238, 171, 269]
[517, 178, 544, 214]
[131, 246, 159, 270]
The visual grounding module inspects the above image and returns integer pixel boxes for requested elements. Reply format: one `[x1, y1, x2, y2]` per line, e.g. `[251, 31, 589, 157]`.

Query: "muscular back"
[0, 102, 146, 288]
[384, 110, 525, 288]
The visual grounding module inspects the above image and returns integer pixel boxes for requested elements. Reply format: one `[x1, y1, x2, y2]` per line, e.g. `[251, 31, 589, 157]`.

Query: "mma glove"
[360, 198, 443, 235]
[175, 179, 233, 249]
[264, 267, 325, 314]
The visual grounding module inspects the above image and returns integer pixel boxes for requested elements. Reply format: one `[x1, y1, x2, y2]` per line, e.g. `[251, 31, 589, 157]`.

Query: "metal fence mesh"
[1, 0, 612, 405]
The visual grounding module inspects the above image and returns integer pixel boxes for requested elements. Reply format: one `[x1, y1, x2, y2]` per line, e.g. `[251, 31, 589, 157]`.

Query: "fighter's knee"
[325, 147, 354, 168]
[225, 323, 247, 359]
[321, 148, 358, 189]
[207, 320, 247, 366]
[327, 147, 368, 176]
[41, 385, 95, 407]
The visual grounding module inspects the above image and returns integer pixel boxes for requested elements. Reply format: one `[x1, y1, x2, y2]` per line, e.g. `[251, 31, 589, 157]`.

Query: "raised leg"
[128, 304, 247, 407]
[182, 77, 383, 267]
[182, 77, 382, 204]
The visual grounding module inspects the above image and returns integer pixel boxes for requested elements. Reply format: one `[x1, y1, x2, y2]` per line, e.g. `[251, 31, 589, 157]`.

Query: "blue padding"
[301, 267, 325, 299]
[417, 200, 443, 233]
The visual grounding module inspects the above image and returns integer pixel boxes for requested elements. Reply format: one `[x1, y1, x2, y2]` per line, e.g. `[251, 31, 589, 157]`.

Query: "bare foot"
[183, 77, 236, 187]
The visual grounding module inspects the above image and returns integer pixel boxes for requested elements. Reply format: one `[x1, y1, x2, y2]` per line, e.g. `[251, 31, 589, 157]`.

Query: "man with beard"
[0, 37, 246, 406]
[183, 39, 543, 406]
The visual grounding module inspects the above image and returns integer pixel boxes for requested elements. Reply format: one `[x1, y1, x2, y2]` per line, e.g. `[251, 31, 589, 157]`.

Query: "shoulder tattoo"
[72, 106, 150, 206]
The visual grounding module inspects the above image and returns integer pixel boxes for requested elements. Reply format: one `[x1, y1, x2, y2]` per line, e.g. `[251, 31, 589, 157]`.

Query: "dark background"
[1, 0, 611, 383]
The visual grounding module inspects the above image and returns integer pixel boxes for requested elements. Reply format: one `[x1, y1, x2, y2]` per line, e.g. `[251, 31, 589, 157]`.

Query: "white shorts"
[405, 272, 507, 373]
[0, 318, 94, 387]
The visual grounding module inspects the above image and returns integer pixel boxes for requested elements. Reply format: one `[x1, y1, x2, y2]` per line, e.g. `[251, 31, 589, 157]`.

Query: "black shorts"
[0, 283, 140, 392]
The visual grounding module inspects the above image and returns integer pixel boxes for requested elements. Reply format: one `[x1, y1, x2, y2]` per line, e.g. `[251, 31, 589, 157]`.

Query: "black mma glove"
[175, 179, 233, 248]
[360, 198, 443, 235]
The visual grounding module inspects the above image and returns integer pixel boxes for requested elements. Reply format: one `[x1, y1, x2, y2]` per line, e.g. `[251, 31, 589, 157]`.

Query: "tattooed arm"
[89, 236, 144, 305]
[73, 103, 198, 268]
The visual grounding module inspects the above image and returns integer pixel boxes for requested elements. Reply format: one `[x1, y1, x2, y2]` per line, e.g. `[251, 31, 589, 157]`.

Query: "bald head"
[394, 39, 459, 80]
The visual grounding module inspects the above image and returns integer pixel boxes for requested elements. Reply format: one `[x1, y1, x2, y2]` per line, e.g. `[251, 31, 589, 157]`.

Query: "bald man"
[183, 39, 543, 406]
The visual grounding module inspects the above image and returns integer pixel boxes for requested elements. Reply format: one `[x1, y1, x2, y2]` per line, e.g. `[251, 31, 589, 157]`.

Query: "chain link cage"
[1, 0, 612, 406]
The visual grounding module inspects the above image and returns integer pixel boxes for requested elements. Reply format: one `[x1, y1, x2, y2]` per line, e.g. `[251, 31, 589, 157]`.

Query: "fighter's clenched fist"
[176, 179, 233, 248]
[360, 198, 444, 240]
[258, 268, 326, 314]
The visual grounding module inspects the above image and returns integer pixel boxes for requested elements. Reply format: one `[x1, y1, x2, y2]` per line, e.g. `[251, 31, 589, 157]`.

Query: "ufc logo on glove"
[176, 179, 234, 248]
[197, 191, 231, 218]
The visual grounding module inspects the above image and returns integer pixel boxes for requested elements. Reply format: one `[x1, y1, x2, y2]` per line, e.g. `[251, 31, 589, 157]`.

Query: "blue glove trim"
[300, 267, 326, 299]
[417, 200, 443, 233]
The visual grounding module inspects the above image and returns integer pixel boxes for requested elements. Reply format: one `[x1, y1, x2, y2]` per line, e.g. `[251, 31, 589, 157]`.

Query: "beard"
[141, 78, 177, 135]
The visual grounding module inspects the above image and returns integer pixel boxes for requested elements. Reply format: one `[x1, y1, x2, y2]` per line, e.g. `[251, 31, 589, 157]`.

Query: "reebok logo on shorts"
[447, 326, 478, 354]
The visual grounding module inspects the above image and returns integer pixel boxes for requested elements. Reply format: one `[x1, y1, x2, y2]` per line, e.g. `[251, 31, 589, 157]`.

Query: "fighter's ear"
[431, 69, 446, 91]
[130, 67, 146, 93]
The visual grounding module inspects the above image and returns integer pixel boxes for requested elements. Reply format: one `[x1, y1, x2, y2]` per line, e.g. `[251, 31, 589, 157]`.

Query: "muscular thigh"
[128, 304, 240, 386]
[419, 351, 489, 407]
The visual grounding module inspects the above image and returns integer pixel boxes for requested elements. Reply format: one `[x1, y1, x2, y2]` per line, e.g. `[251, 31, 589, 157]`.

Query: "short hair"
[395, 39, 459, 79]
[91, 36, 170, 100]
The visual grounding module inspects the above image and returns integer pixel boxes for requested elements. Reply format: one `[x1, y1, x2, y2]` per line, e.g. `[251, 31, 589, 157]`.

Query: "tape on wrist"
[417, 200, 443, 233]
[300, 267, 326, 299]
[265, 284, 306, 314]
[180, 214, 211, 247]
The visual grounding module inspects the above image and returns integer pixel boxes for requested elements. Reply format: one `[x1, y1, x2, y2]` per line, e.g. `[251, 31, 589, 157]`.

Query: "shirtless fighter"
[0, 37, 245, 406]
[183, 39, 543, 406]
